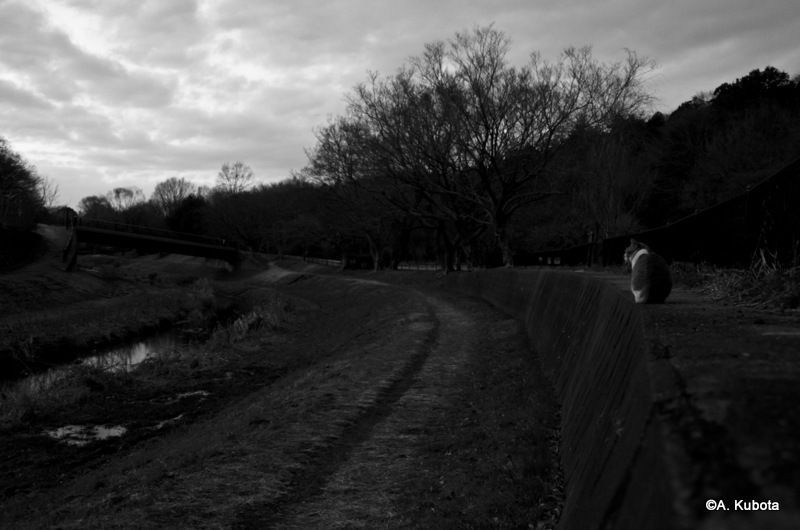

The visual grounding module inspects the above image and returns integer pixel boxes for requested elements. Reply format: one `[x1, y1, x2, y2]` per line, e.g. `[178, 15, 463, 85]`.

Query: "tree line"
[0, 137, 58, 230]
[302, 27, 657, 269]
[6, 26, 799, 271]
[298, 28, 800, 270]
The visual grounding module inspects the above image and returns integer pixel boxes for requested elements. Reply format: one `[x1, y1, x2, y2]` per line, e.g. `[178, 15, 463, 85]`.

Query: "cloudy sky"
[1, 0, 798, 208]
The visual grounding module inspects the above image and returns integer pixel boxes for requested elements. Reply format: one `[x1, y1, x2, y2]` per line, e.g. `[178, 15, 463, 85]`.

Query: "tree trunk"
[462, 242, 473, 271]
[495, 226, 515, 268]
[366, 234, 381, 272]
[435, 222, 456, 274]
[389, 222, 411, 271]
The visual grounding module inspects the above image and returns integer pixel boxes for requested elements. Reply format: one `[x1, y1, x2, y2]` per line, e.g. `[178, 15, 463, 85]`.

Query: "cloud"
[0, 79, 54, 110]
[1, 1, 176, 110]
[1, 0, 798, 208]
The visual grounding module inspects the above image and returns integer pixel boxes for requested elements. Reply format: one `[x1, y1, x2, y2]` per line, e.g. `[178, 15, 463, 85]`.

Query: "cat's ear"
[630, 238, 636, 245]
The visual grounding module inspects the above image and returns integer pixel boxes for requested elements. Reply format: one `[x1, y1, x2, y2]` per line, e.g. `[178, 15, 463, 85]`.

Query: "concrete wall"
[446, 269, 676, 530]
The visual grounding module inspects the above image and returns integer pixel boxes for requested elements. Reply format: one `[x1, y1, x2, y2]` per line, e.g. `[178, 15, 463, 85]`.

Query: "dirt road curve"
[242, 288, 491, 528]
[1, 265, 562, 528]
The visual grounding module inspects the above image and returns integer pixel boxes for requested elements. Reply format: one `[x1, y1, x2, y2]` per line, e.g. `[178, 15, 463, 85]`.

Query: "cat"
[623, 239, 672, 304]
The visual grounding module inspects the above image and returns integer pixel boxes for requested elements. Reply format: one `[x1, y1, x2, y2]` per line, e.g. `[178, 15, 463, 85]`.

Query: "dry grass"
[671, 253, 800, 310]
[0, 362, 139, 425]
[208, 291, 293, 347]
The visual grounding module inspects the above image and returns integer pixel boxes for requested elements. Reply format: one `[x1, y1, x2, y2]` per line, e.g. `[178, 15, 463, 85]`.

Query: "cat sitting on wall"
[623, 239, 672, 304]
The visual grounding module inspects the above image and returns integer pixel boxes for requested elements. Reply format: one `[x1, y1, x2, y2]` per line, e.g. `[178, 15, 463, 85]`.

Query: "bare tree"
[37, 175, 60, 209]
[337, 25, 657, 267]
[151, 177, 197, 218]
[78, 195, 115, 220]
[217, 161, 254, 195]
[106, 187, 145, 212]
[305, 117, 420, 270]
[565, 123, 655, 240]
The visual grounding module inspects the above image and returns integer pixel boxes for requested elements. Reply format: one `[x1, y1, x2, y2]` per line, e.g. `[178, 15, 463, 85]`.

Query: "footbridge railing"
[62, 216, 241, 271]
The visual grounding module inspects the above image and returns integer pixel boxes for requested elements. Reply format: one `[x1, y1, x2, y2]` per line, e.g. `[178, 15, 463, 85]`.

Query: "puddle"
[46, 424, 127, 446]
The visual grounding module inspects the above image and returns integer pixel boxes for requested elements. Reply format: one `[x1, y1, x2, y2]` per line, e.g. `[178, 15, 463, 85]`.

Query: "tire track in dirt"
[231, 279, 444, 528]
[249, 292, 483, 528]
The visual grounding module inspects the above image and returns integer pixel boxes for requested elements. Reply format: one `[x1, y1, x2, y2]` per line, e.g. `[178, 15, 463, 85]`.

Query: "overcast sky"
[1, 0, 798, 208]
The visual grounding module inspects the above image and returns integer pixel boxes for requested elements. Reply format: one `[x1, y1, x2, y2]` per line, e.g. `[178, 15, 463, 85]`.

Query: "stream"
[0, 330, 182, 397]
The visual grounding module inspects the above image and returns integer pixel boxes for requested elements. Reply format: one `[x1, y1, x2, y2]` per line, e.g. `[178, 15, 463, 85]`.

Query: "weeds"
[184, 278, 218, 328]
[209, 292, 293, 347]
[1, 364, 118, 424]
[671, 250, 800, 309]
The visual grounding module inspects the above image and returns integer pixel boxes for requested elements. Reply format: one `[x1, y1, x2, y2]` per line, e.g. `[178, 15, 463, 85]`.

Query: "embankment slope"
[447, 268, 800, 530]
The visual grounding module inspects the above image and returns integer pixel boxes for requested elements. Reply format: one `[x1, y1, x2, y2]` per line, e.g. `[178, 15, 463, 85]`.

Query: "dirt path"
[1, 267, 562, 528]
[235, 273, 560, 528]
[247, 293, 480, 528]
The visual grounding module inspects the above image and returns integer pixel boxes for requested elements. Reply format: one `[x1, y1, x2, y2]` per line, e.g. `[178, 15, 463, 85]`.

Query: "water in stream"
[0, 330, 181, 397]
[83, 331, 181, 371]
